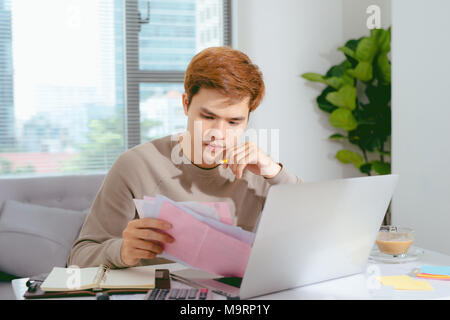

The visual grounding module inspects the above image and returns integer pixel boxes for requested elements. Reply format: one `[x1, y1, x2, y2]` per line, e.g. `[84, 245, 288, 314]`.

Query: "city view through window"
[0, 0, 225, 177]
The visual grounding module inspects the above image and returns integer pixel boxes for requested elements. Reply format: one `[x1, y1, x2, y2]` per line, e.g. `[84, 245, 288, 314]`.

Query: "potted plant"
[301, 27, 392, 225]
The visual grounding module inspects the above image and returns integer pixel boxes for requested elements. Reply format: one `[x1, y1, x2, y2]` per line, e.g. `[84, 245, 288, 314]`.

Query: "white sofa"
[0, 174, 105, 299]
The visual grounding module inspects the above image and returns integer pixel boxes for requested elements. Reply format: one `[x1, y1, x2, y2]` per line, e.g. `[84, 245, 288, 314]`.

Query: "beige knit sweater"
[67, 133, 302, 268]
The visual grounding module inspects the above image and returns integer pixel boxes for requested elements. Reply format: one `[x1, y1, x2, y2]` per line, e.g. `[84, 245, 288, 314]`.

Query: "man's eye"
[202, 115, 214, 120]
[229, 121, 239, 125]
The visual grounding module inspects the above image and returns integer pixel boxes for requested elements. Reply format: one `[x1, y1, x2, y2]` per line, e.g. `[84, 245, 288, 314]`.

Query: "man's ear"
[182, 92, 189, 116]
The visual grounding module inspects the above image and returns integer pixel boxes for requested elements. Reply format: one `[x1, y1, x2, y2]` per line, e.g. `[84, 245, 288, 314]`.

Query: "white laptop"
[171, 174, 399, 299]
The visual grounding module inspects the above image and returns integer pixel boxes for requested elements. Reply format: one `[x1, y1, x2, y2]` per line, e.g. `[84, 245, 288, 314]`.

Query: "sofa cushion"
[0, 281, 15, 300]
[0, 200, 88, 278]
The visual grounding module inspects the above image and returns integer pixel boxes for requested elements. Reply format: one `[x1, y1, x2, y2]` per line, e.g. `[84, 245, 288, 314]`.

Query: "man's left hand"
[222, 142, 281, 179]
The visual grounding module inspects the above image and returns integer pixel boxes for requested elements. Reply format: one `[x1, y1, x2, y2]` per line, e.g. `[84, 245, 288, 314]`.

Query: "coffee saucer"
[368, 246, 424, 264]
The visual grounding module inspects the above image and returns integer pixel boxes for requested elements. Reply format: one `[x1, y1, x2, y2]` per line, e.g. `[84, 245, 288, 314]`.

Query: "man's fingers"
[235, 163, 247, 179]
[234, 150, 250, 178]
[227, 143, 248, 176]
[223, 143, 251, 178]
[135, 228, 175, 243]
[132, 238, 164, 255]
[132, 248, 157, 260]
[230, 143, 259, 178]
[227, 144, 248, 164]
[132, 217, 172, 230]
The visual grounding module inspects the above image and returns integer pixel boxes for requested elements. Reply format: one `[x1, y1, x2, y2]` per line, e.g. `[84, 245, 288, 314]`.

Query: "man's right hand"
[120, 217, 175, 267]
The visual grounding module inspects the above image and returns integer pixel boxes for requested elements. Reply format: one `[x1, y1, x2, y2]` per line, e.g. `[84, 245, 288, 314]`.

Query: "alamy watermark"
[366, 5, 381, 29]
[170, 120, 280, 172]
[66, 265, 81, 290]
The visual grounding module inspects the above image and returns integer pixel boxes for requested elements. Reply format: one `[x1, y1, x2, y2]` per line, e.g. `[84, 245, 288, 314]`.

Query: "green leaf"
[301, 73, 326, 83]
[329, 133, 347, 140]
[355, 37, 377, 62]
[341, 74, 355, 86]
[338, 46, 355, 59]
[326, 85, 356, 110]
[377, 53, 391, 85]
[323, 77, 342, 89]
[345, 38, 361, 52]
[347, 61, 373, 82]
[322, 60, 355, 89]
[385, 26, 391, 52]
[341, 38, 362, 68]
[316, 86, 338, 113]
[325, 60, 352, 78]
[348, 124, 383, 152]
[336, 149, 364, 169]
[372, 161, 391, 175]
[376, 149, 391, 156]
[359, 162, 372, 175]
[324, 74, 354, 90]
[371, 28, 390, 53]
[364, 83, 391, 107]
[329, 108, 358, 131]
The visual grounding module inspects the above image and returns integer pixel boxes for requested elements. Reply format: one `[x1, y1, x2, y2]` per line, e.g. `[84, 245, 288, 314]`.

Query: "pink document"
[202, 202, 234, 225]
[158, 200, 251, 277]
[144, 195, 234, 225]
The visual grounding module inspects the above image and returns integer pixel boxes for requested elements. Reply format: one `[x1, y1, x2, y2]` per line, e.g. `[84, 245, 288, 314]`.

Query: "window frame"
[123, 0, 232, 149]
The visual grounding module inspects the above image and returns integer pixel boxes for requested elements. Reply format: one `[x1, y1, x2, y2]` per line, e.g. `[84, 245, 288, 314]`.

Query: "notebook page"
[101, 266, 156, 289]
[41, 266, 99, 291]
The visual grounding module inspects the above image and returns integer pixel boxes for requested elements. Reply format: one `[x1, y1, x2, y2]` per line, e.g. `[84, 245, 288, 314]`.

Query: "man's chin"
[201, 148, 224, 166]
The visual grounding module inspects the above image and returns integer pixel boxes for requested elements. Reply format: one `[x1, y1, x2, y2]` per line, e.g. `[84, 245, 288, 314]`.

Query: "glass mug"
[375, 226, 415, 257]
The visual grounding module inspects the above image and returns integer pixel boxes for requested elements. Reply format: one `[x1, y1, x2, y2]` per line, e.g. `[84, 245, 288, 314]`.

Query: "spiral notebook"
[40, 264, 155, 292]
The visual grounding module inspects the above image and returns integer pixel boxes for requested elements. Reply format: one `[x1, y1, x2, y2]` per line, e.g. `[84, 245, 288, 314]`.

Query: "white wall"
[391, 0, 450, 255]
[232, 0, 391, 182]
[231, 0, 450, 255]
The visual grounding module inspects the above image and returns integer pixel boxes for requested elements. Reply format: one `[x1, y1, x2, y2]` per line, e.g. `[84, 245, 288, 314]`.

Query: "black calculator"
[144, 288, 211, 300]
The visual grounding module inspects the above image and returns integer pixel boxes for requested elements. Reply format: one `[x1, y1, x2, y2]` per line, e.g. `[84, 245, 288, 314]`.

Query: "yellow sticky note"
[377, 275, 410, 287]
[377, 275, 434, 291]
[397, 279, 433, 291]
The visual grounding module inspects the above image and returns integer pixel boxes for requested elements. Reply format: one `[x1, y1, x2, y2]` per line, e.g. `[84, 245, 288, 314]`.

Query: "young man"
[67, 46, 303, 268]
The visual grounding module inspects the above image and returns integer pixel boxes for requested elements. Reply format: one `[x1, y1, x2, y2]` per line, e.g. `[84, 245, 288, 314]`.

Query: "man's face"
[181, 88, 250, 167]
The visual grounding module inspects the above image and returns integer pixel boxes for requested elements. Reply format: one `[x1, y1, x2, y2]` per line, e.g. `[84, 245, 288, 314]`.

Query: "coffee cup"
[375, 226, 415, 256]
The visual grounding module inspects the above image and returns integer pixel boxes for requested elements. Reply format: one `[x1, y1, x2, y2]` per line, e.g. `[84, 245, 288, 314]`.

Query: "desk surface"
[12, 246, 450, 300]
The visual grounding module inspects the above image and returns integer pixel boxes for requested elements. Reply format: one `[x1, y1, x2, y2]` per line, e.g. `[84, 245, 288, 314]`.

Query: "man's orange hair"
[184, 46, 265, 112]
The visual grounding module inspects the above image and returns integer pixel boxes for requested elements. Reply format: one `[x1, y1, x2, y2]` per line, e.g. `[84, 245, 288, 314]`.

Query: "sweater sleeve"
[264, 162, 304, 185]
[66, 150, 148, 269]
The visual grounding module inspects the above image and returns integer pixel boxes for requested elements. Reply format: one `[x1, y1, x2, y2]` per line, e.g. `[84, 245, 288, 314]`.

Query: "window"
[0, 0, 231, 177]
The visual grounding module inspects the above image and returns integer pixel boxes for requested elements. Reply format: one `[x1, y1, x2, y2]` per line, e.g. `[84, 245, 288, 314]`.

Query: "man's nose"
[210, 119, 226, 139]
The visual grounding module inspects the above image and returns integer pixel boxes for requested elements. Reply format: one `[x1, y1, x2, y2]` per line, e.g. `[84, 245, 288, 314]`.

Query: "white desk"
[12, 246, 450, 300]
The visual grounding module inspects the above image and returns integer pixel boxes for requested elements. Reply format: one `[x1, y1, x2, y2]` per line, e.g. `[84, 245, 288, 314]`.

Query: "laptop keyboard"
[144, 288, 211, 300]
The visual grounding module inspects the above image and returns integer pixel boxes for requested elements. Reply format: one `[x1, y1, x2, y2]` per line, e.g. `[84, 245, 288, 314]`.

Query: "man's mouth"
[204, 141, 225, 151]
